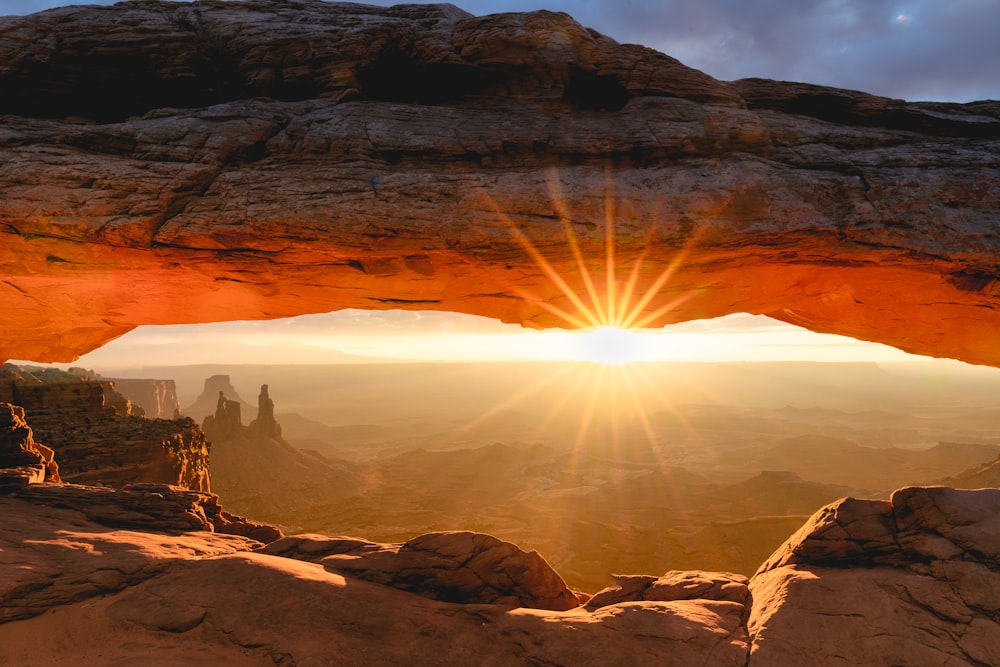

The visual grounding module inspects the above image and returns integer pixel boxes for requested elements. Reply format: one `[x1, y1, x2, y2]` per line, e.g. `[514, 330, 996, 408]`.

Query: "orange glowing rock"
[0, 1, 998, 364]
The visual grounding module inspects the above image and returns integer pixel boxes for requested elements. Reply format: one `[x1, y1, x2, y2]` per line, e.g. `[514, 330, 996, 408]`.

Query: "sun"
[574, 326, 648, 365]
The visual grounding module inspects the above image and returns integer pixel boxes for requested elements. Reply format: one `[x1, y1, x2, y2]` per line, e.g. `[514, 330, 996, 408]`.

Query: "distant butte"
[0, 0, 999, 365]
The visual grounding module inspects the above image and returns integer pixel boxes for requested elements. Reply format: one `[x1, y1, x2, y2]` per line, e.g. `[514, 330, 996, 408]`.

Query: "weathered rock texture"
[5, 483, 1000, 665]
[9, 481, 280, 545]
[0, 495, 262, 624]
[0, 494, 749, 666]
[0, 366, 210, 490]
[0, 1, 998, 365]
[0, 402, 59, 486]
[749, 486, 1000, 666]
[264, 531, 581, 611]
[585, 570, 750, 617]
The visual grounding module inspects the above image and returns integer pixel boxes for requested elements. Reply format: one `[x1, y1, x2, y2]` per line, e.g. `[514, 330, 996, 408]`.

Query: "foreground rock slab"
[1, 1, 999, 365]
[5, 479, 1000, 664]
[0, 496, 260, 623]
[749, 486, 1000, 666]
[0, 494, 749, 666]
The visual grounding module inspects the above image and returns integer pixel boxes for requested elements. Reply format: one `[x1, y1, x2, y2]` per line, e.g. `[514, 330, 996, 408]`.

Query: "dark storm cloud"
[451, 0, 1000, 102]
[5, 0, 999, 101]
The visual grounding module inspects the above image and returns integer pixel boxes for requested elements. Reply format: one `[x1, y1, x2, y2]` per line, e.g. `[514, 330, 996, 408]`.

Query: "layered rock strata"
[0, 495, 264, 624]
[0, 1, 997, 366]
[0, 491, 748, 666]
[0, 367, 210, 490]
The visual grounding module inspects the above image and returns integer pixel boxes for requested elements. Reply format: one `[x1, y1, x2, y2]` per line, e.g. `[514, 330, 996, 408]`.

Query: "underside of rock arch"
[1, 0, 999, 365]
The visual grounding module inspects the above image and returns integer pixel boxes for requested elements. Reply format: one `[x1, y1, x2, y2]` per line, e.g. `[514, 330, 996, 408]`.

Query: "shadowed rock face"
[0, 1, 998, 365]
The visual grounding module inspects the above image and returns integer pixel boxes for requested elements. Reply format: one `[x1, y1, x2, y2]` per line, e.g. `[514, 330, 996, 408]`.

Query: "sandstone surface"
[264, 531, 580, 611]
[0, 1, 997, 365]
[0, 487, 748, 666]
[749, 486, 1000, 666]
[3, 474, 1000, 664]
[585, 570, 750, 615]
[0, 494, 261, 623]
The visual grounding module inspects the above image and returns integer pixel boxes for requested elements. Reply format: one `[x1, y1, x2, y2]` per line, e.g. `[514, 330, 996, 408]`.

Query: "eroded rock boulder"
[0, 402, 59, 484]
[0, 1, 998, 366]
[264, 530, 580, 611]
[749, 486, 1000, 666]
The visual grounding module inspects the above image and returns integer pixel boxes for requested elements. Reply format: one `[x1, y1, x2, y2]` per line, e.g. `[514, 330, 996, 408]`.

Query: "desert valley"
[110, 360, 1000, 589]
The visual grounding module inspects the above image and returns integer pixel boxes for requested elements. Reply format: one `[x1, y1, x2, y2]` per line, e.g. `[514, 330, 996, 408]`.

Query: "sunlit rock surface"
[4, 479, 1000, 664]
[750, 486, 1000, 665]
[264, 531, 582, 611]
[0, 490, 749, 666]
[0, 1, 998, 365]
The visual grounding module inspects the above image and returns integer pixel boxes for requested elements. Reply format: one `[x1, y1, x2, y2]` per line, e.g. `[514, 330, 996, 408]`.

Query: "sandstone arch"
[1, 1, 998, 364]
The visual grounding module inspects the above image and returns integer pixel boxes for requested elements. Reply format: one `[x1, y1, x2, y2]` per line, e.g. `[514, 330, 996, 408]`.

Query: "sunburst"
[422, 165, 747, 565]
[480, 166, 709, 367]
[442, 166, 721, 453]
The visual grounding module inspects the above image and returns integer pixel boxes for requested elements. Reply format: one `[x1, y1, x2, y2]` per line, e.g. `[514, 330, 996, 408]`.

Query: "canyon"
[1, 365, 210, 490]
[1, 0, 1000, 665]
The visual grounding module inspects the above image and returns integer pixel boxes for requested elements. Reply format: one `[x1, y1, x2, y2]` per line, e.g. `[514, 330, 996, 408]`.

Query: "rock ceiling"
[1, 0, 998, 364]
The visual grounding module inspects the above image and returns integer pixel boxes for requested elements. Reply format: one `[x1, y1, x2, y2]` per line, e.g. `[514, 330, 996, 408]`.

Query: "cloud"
[533, 0, 1000, 102]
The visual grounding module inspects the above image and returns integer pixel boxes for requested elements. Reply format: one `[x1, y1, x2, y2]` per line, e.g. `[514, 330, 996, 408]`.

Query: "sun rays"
[493, 166, 707, 340]
[438, 166, 725, 516]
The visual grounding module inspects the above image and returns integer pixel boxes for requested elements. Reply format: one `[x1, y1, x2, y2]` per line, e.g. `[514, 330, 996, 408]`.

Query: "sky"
[5, 0, 998, 367]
